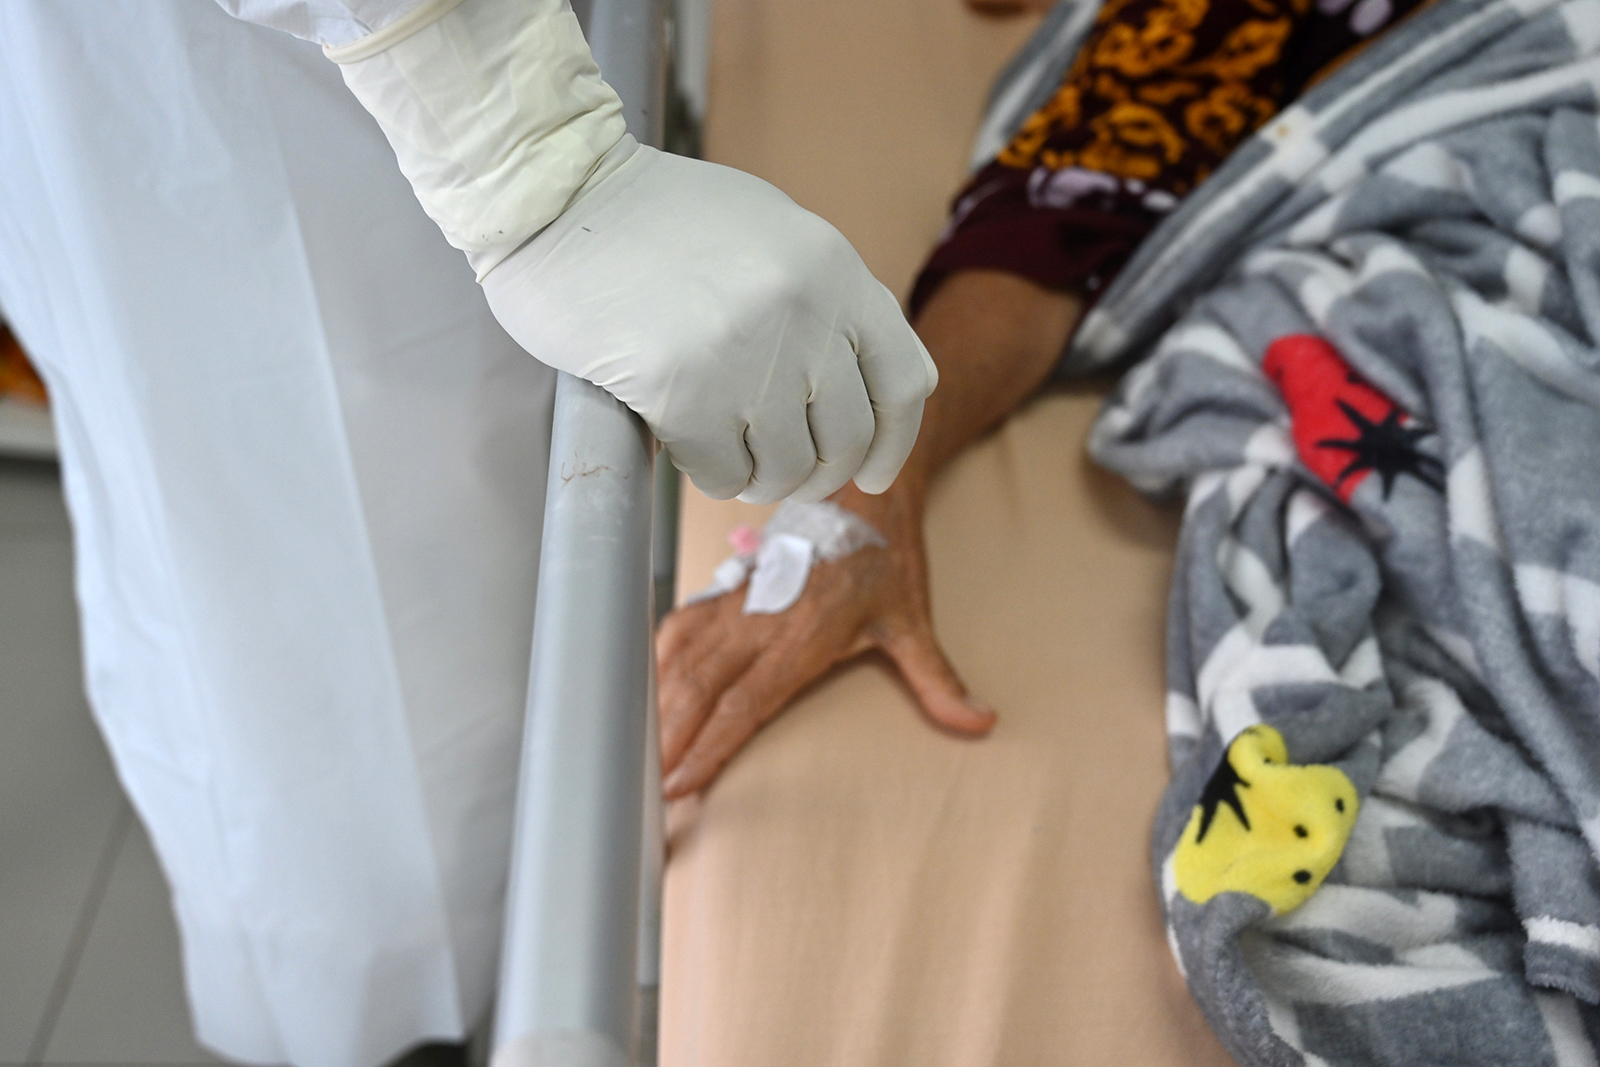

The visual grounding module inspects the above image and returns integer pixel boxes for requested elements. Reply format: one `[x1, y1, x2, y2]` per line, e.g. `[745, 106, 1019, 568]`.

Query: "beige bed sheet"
[656, 3, 1238, 1064]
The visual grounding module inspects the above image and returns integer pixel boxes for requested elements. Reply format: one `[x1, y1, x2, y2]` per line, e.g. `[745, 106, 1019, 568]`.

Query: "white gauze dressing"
[688, 500, 888, 614]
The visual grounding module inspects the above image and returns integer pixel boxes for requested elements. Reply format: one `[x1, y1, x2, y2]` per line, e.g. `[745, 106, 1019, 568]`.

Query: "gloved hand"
[327, 0, 933, 501]
[482, 141, 938, 502]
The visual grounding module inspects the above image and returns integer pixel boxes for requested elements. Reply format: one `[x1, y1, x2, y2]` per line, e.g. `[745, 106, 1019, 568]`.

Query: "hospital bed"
[501, 0, 1241, 1064]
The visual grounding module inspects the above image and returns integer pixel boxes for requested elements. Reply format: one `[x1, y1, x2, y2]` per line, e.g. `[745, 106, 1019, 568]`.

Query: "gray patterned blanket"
[1019, 0, 1600, 1061]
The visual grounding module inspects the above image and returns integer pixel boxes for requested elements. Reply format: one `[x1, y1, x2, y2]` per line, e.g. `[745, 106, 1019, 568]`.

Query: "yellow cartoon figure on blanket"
[1174, 725, 1358, 914]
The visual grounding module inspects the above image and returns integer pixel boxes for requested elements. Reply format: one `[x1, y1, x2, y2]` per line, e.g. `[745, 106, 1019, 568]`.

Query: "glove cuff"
[329, 0, 628, 280]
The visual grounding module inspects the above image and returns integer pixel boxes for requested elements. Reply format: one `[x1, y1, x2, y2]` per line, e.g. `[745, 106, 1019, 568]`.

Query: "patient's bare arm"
[656, 270, 1082, 798]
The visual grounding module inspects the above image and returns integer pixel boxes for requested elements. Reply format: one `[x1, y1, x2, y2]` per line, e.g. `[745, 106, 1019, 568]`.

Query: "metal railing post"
[583, 0, 668, 149]
[492, 2, 679, 1065]
[493, 375, 655, 1067]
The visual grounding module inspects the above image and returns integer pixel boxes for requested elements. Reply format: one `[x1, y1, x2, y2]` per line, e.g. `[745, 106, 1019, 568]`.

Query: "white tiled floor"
[0, 457, 225, 1066]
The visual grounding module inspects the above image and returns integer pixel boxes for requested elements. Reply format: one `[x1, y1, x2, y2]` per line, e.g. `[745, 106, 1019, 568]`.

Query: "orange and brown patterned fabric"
[0, 321, 47, 407]
[909, 0, 1424, 315]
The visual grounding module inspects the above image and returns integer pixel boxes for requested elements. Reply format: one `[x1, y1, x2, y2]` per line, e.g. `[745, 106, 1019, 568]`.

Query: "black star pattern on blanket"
[1317, 399, 1445, 500]
[1195, 754, 1251, 843]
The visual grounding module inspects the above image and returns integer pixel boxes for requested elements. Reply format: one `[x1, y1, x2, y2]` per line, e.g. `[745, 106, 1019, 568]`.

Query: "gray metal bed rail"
[490, 2, 682, 1065]
[493, 375, 661, 1067]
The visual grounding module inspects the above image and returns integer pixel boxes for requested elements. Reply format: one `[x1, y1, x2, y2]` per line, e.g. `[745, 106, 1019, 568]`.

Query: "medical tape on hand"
[328, 0, 627, 279]
[688, 501, 888, 615]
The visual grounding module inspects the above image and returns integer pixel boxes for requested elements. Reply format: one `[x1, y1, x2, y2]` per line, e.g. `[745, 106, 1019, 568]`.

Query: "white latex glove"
[482, 141, 938, 502]
[327, 0, 933, 501]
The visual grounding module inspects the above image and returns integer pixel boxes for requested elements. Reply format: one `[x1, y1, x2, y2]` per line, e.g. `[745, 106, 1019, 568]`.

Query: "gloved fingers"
[786, 354, 876, 504]
[735, 406, 820, 505]
[661, 426, 754, 501]
[849, 282, 939, 494]
[880, 626, 996, 735]
[657, 601, 763, 772]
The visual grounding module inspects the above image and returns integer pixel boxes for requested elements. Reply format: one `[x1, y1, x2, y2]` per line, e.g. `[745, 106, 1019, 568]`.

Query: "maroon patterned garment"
[910, 0, 1427, 317]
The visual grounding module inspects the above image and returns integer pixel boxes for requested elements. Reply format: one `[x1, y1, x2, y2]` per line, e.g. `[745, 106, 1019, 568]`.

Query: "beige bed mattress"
[657, 3, 1238, 1063]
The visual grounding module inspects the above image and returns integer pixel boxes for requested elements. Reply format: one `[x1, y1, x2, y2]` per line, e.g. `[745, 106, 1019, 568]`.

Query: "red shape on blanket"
[1263, 334, 1442, 503]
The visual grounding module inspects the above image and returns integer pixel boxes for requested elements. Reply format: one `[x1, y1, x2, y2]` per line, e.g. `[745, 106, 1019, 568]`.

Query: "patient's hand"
[657, 480, 992, 798]
[657, 271, 1082, 797]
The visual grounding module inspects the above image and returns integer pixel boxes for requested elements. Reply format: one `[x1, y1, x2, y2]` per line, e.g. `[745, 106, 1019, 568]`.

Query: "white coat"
[0, 2, 555, 1063]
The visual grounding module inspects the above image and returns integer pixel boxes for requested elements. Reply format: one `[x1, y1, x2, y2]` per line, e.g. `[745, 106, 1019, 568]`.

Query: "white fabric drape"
[215, 0, 436, 48]
[0, 4, 555, 1063]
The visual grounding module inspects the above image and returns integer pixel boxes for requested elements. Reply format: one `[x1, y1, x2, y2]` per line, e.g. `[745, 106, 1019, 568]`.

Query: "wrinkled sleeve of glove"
[218, 0, 626, 281]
